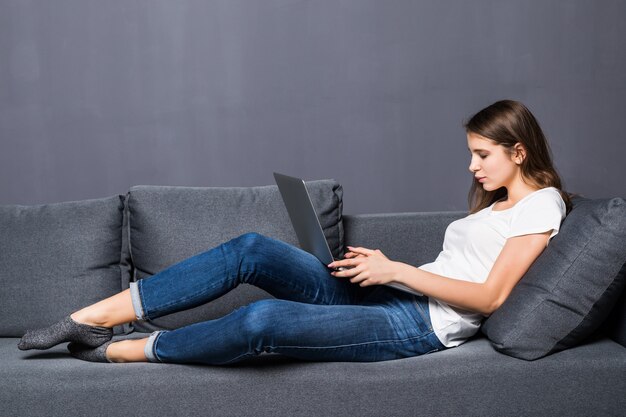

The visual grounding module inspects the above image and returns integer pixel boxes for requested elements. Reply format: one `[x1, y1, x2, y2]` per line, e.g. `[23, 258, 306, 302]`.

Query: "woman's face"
[467, 132, 520, 191]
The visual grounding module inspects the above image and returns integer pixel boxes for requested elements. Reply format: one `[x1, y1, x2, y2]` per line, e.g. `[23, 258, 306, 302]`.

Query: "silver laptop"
[273, 172, 349, 271]
[273, 172, 422, 295]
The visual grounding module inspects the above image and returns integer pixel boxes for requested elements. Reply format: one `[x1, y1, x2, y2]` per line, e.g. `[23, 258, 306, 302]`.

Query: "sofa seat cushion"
[126, 180, 343, 332]
[482, 196, 626, 360]
[3, 335, 625, 417]
[0, 196, 127, 336]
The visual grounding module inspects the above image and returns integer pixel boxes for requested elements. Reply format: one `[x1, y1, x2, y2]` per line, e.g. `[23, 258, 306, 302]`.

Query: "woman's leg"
[71, 232, 363, 329]
[61, 232, 373, 361]
[105, 338, 149, 362]
[70, 289, 135, 328]
[130, 232, 373, 323]
[144, 293, 445, 365]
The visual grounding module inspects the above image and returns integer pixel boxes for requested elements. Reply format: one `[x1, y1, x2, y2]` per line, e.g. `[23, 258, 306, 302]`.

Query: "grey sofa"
[2, 181, 625, 417]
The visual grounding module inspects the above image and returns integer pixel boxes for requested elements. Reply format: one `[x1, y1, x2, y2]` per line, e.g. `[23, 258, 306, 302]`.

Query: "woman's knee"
[232, 232, 268, 252]
[239, 299, 283, 340]
[230, 232, 277, 267]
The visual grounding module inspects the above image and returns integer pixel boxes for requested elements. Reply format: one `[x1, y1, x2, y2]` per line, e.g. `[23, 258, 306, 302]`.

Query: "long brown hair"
[464, 100, 573, 215]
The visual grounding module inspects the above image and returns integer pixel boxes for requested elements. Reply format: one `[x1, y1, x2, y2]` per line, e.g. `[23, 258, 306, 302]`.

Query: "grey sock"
[67, 341, 114, 363]
[17, 316, 113, 351]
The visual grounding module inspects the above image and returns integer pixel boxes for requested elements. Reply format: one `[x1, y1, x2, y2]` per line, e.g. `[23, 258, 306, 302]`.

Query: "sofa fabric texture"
[4, 334, 625, 417]
[481, 196, 626, 360]
[126, 181, 343, 332]
[0, 195, 128, 336]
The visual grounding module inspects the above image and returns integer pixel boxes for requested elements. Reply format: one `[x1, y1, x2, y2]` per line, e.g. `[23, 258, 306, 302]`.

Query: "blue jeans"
[128, 232, 446, 365]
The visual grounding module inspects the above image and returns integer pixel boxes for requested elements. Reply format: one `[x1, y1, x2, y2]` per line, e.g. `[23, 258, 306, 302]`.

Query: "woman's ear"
[513, 142, 526, 164]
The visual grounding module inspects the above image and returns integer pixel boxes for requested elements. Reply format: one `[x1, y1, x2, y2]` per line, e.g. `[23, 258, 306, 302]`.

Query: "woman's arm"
[330, 230, 552, 316]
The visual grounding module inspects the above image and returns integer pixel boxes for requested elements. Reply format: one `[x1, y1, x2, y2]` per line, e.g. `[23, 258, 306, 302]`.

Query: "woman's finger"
[347, 246, 377, 256]
[331, 263, 363, 278]
[329, 261, 348, 269]
[349, 272, 366, 284]
[329, 256, 367, 268]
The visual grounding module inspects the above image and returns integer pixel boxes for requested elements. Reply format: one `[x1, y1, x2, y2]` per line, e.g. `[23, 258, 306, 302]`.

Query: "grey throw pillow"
[601, 281, 626, 347]
[127, 180, 344, 332]
[481, 196, 626, 360]
[0, 196, 129, 336]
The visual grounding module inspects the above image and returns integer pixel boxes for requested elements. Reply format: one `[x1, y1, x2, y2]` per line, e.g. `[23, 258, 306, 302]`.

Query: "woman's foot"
[69, 311, 108, 327]
[17, 315, 113, 351]
[67, 340, 114, 363]
[68, 338, 149, 363]
[17, 289, 137, 351]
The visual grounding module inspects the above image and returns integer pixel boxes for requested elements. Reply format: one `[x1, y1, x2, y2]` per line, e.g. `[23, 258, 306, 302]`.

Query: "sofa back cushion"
[481, 196, 626, 360]
[127, 180, 343, 332]
[0, 196, 128, 336]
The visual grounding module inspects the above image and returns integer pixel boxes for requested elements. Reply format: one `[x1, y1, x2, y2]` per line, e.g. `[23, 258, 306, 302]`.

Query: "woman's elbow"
[467, 298, 498, 316]
[483, 301, 499, 316]
[482, 292, 505, 316]
[486, 292, 511, 315]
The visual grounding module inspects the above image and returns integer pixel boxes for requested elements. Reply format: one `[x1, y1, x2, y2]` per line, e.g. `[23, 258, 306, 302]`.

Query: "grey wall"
[1, 0, 624, 214]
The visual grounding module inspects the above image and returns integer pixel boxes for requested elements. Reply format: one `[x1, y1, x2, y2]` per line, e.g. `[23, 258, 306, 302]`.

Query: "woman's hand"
[328, 246, 400, 287]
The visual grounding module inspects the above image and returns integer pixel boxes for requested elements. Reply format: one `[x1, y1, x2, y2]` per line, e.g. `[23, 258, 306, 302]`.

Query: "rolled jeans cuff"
[129, 281, 146, 321]
[144, 331, 165, 363]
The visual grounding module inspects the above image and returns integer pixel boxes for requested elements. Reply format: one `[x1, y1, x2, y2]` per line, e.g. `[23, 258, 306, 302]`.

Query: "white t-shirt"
[418, 187, 566, 347]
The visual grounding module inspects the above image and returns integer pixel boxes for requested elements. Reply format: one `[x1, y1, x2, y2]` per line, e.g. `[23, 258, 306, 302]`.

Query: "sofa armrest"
[343, 211, 466, 267]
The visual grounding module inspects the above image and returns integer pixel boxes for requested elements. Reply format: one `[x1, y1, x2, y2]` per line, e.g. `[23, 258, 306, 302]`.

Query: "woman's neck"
[500, 181, 542, 206]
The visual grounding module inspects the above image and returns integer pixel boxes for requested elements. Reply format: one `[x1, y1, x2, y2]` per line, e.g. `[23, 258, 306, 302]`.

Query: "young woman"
[18, 99, 571, 364]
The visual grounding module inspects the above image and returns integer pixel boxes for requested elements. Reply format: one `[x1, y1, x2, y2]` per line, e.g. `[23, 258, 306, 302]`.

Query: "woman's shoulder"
[514, 187, 566, 214]
[522, 187, 563, 203]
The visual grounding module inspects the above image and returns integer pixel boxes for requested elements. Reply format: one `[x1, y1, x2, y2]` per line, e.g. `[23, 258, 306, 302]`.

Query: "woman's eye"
[479, 154, 488, 159]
